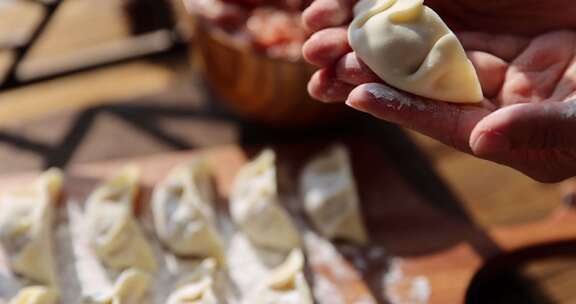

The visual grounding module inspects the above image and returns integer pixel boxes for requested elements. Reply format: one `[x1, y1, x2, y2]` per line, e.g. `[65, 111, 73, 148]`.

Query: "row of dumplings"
[0, 144, 368, 304]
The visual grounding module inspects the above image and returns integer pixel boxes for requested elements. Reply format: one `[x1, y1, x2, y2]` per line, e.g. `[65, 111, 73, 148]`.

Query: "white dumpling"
[85, 268, 151, 304]
[9, 286, 58, 304]
[85, 166, 157, 273]
[230, 150, 300, 252]
[166, 277, 221, 304]
[349, 0, 483, 103]
[152, 159, 224, 264]
[166, 259, 224, 304]
[300, 145, 368, 244]
[0, 168, 63, 287]
[248, 249, 313, 304]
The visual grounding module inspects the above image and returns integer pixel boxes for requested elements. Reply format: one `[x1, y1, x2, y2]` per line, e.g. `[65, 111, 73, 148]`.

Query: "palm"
[393, 30, 576, 182]
[460, 30, 576, 107]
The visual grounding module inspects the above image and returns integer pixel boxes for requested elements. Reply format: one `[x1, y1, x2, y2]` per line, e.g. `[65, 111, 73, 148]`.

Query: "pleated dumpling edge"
[151, 158, 225, 264]
[349, 0, 483, 103]
[0, 168, 63, 288]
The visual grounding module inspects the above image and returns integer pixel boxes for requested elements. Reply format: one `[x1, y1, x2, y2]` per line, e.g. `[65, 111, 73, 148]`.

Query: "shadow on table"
[467, 240, 576, 304]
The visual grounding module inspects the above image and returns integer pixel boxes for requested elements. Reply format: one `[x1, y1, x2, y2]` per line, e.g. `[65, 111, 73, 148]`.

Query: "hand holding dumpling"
[303, 0, 576, 183]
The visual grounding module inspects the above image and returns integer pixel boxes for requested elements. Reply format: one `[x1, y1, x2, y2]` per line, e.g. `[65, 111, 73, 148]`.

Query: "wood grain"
[408, 130, 562, 227]
[0, 1, 44, 48]
[24, 0, 131, 58]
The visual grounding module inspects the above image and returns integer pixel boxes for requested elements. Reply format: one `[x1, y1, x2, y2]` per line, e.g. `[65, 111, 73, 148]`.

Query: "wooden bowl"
[183, 6, 346, 126]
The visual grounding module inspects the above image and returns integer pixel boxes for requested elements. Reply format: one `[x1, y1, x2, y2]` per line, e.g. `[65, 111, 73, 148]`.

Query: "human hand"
[302, 0, 576, 182]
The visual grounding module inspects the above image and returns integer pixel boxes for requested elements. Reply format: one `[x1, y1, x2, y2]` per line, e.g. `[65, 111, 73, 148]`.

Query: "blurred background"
[0, 0, 344, 172]
[2, 1, 576, 302]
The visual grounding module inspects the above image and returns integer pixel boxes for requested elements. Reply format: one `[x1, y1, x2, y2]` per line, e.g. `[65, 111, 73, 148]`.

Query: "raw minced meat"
[189, 0, 311, 60]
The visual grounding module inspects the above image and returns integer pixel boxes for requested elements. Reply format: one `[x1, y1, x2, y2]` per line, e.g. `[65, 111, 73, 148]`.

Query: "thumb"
[470, 101, 576, 157]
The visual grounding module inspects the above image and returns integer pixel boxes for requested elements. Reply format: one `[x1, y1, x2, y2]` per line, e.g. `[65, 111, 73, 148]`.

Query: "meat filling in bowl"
[188, 0, 312, 61]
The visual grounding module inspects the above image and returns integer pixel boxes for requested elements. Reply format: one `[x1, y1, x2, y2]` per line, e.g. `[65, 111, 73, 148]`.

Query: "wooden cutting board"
[1, 140, 575, 303]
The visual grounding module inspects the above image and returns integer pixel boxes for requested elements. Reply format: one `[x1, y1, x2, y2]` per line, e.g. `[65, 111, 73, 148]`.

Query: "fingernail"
[472, 131, 511, 156]
[345, 88, 375, 111]
[345, 97, 364, 111]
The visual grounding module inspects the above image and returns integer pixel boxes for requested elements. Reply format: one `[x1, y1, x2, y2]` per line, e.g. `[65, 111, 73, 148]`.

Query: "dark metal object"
[1, 0, 63, 88]
[466, 240, 576, 304]
[0, 0, 181, 90]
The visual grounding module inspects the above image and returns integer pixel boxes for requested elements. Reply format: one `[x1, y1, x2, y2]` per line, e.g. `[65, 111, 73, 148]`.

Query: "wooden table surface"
[0, 1, 575, 303]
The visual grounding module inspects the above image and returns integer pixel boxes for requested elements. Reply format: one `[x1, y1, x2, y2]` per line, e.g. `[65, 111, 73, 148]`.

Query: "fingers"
[500, 31, 576, 105]
[302, 26, 377, 96]
[334, 52, 380, 84]
[302, 0, 365, 101]
[470, 101, 576, 183]
[458, 32, 530, 62]
[303, 0, 356, 31]
[308, 52, 378, 102]
[549, 47, 576, 102]
[308, 68, 355, 102]
[346, 83, 490, 152]
[302, 27, 350, 67]
[303, 26, 373, 102]
[466, 51, 508, 99]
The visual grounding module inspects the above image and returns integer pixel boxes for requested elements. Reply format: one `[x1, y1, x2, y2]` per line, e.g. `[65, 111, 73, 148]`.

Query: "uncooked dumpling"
[248, 249, 313, 304]
[85, 166, 157, 273]
[85, 268, 151, 304]
[0, 168, 63, 287]
[166, 258, 224, 304]
[230, 150, 300, 252]
[9, 286, 58, 304]
[152, 159, 224, 264]
[300, 145, 368, 244]
[349, 0, 483, 103]
[166, 277, 221, 304]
